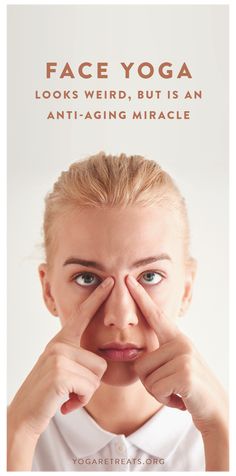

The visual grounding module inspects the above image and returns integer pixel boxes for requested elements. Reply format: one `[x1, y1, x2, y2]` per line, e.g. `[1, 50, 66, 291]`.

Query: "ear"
[38, 263, 58, 316]
[179, 257, 197, 316]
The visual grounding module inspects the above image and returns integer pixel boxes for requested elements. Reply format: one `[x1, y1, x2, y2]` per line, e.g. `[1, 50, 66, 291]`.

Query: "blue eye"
[139, 272, 163, 286]
[74, 272, 100, 287]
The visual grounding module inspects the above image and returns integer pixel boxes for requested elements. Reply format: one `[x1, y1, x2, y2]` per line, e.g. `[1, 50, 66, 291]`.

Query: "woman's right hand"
[8, 276, 114, 442]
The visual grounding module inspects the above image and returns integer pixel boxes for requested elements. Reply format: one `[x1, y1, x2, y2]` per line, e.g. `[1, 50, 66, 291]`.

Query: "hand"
[126, 275, 228, 436]
[8, 277, 114, 439]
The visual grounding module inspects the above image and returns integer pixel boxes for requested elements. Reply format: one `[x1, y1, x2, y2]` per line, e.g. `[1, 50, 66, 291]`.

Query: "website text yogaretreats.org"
[72, 457, 165, 465]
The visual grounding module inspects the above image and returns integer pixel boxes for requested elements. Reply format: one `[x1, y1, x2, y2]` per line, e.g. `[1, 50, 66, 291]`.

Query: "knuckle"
[86, 372, 100, 389]
[181, 370, 193, 391]
[79, 377, 94, 396]
[93, 375, 100, 388]
[150, 380, 161, 398]
[178, 335, 194, 355]
[46, 341, 64, 356]
[79, 394, 90, 406]
[90, 377, 100, 391]
[180, 357, 193, 384]
[50, 354, 65, 372]
[54, 375, 68, 397]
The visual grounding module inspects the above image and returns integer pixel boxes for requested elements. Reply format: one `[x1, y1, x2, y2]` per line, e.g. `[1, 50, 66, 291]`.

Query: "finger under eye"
[126, 275, 179, 345]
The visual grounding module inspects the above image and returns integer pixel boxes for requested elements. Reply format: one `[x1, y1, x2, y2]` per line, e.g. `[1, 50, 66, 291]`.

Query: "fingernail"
[127, 275, 138, 287]
[101, 277, 114, 288]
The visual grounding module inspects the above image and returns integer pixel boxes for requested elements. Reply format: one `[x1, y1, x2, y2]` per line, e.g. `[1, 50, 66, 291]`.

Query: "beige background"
[8, 5, 228, 401]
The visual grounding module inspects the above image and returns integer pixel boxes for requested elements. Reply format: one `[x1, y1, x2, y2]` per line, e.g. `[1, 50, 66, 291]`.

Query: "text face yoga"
[46, 62, 192, 79]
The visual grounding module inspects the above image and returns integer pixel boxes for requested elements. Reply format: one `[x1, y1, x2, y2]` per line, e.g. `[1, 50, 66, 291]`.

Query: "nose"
[102, 278, 139, 329]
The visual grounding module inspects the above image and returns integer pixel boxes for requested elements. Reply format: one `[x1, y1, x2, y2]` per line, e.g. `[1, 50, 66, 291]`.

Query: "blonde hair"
[43, 152, 190, 266]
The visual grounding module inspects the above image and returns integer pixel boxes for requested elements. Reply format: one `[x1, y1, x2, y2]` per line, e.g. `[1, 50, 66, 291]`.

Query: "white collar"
[53, 404, 194, 459]
[127, 405, 193, 458]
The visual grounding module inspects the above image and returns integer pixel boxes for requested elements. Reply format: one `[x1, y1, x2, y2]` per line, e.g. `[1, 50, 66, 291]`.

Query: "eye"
[74, 272, 101, 287]
[139, 271, 163, 286]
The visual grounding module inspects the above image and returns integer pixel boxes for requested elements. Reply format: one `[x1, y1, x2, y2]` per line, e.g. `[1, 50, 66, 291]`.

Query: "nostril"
[103, 310, 139, 327]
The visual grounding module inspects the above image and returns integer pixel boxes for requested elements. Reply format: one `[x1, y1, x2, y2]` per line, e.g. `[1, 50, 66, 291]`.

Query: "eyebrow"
[63, 254, 171, 271]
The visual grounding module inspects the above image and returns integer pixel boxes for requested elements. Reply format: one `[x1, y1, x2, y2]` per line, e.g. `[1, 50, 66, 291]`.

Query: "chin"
[101, 361, 140, 386]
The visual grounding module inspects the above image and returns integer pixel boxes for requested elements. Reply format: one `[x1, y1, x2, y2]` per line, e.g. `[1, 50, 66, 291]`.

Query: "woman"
[7, 152, 228, 471]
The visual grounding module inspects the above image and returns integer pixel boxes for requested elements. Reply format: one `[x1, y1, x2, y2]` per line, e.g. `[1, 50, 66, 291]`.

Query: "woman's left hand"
[126, 275, 228, 436]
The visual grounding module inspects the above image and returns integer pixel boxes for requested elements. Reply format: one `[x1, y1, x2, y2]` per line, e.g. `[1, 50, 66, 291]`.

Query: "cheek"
[79, 314, 103, 350]
[147, 279, 184, 319]
[54, 281, 92, 324]
[80, 326, 95, 349]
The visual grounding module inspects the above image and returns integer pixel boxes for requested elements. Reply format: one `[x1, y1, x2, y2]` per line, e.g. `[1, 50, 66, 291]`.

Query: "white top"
[32, 405, 205, 471]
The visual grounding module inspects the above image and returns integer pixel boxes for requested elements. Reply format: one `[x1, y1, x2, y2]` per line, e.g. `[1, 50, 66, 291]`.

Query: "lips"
[98, 342, 144, 362]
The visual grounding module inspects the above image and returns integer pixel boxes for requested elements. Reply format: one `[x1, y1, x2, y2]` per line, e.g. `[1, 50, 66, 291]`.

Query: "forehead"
[54, 205, 183, 269]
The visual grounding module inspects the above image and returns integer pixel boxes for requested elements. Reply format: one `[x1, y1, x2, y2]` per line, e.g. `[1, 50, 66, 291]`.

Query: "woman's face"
[39, 205, 196, 386]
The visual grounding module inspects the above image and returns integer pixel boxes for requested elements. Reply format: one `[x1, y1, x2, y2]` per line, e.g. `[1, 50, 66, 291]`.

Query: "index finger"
[126, 275, 180, 345]
[57, 277, 114, 344]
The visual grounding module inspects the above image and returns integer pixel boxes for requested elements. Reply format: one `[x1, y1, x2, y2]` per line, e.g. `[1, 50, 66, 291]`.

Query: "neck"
[84, 380, 163, 436]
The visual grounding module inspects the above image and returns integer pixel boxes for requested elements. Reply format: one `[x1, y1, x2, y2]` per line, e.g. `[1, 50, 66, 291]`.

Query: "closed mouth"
[98, 342, 144, 361]
[99, 342, 143, 350]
